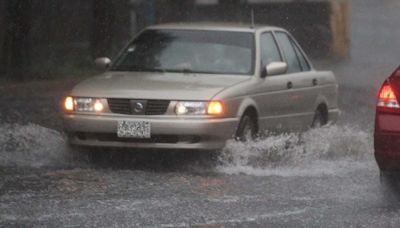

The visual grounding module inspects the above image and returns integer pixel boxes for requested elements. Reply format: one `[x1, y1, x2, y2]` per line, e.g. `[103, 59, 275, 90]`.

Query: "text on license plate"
[117, 121, 151, 139]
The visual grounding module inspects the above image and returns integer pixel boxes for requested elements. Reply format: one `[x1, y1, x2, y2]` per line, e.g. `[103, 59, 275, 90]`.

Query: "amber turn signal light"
[64, 96, 74, 111]
[207, 101, 224, 115]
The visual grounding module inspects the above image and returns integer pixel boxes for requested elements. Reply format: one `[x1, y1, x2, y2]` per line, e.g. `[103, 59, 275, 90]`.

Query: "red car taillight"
[377, 81, 400, 113]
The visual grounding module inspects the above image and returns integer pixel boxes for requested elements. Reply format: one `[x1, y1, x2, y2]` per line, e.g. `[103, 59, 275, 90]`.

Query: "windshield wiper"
[163, 68, 195, 74]
[179, 68, 194, 74]
[111, 66, 166, 73]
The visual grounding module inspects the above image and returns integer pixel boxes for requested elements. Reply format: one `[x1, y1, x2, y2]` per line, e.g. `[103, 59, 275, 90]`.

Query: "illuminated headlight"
[175, 101, 224, 116]
[175, 102, 207, 115]
[75, 98, 94, 112]
[64, 97, 105, 112]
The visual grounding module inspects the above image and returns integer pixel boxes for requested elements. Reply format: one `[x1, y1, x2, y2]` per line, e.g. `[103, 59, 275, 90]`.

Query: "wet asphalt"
[0, 154, 400, 227]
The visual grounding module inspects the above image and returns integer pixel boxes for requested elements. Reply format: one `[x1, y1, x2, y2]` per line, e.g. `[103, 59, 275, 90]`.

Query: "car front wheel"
[235, 114, 257, 142]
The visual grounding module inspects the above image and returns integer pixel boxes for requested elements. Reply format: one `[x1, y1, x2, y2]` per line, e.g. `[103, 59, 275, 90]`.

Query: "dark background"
[0, 0, 341, 80]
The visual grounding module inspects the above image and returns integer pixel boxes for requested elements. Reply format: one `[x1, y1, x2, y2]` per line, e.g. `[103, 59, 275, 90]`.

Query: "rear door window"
[291, 39, 311, 71]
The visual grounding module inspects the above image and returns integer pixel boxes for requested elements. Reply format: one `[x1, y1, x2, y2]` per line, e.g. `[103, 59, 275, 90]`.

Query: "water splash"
[0, 123, 71, 168]
[0, 123, 375, 174]
[217, 125, 374, 176]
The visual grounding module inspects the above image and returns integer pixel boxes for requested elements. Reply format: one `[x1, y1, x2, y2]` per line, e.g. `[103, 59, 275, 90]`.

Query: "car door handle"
[312, 78, 318, 86]
[287, 81, 293, 89]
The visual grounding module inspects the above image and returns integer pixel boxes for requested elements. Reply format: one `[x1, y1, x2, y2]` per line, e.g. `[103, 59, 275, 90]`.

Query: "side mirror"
[263, 61, 288, 77]
[94, 57, 111, 71]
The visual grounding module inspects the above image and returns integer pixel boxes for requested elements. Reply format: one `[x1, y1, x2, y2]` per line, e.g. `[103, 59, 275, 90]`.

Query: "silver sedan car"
[62, 23, 339, 150]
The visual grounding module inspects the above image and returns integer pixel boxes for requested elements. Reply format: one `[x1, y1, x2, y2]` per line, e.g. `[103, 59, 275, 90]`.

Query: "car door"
[274, 31, 317, 131]
[252, 31, 294, 132]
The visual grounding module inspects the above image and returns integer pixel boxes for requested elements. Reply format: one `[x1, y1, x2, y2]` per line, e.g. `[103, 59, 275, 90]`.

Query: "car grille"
[145, 100, 171, 115]
[107, 99, 131, 114]
[107, 98, 170, 115]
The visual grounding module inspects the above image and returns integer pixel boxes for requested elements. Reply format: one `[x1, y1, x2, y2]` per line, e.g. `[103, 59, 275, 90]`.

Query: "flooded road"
[1, 0, 400, 227]
[0, 124, 399, 227]
[0, 124, 387, 227]
[1, 102, 398, 227]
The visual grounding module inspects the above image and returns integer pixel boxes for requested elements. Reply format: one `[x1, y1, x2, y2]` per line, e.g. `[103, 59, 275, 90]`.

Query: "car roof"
[147, 22, 286, 33]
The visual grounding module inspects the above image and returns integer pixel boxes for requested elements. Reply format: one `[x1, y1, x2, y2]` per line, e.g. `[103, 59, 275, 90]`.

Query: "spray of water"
[0, 123, 71, 168]
[0, 122, 375, 175]
[217, 125, 374, 176]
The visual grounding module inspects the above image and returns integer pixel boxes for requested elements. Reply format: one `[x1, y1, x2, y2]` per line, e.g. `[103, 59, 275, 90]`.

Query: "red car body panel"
[375, 66, 400, 171]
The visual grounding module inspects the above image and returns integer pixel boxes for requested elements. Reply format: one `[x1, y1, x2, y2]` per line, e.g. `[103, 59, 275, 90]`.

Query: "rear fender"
[313, 95, 328, 111]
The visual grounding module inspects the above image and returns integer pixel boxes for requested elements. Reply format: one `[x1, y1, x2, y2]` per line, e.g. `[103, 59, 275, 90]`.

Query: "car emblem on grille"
[133, 102, 144, 113]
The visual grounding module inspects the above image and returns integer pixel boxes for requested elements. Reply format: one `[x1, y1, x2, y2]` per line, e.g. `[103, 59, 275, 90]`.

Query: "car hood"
[71, 71, 249, 100]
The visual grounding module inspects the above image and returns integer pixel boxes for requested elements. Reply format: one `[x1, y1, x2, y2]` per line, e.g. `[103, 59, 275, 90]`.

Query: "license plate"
[117, 121, 151, 139]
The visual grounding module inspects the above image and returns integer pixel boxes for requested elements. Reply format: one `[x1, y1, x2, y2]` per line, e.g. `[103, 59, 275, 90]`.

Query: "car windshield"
[111, 29, 255, 75]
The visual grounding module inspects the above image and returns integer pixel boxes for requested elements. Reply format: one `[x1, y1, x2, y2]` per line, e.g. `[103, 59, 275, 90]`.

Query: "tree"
[1, 0, 33, 80]
[220, 0, 242, 22]
[90, 0, 115, 58]
[136, 0, 156, 31]
[90, 0, 131, 59]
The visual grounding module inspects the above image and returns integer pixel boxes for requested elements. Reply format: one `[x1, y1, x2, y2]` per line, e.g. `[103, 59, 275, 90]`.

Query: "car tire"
[380, 171, 392, 184]
[311, 108, 328, 128]
[235, 114, 257, 142]
[379, 171, 400, 202]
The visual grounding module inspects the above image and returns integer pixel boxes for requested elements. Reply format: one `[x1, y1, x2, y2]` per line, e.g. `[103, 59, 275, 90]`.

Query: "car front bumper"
[63, 114, 240, 150]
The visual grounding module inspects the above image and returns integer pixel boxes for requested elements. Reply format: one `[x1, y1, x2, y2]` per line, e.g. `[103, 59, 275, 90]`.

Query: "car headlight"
[64, 97, 105, 113]
[175, 101, 224, 116]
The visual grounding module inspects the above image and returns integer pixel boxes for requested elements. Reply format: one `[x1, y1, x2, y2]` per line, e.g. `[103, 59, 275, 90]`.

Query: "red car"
[375, 66, 400, 173]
